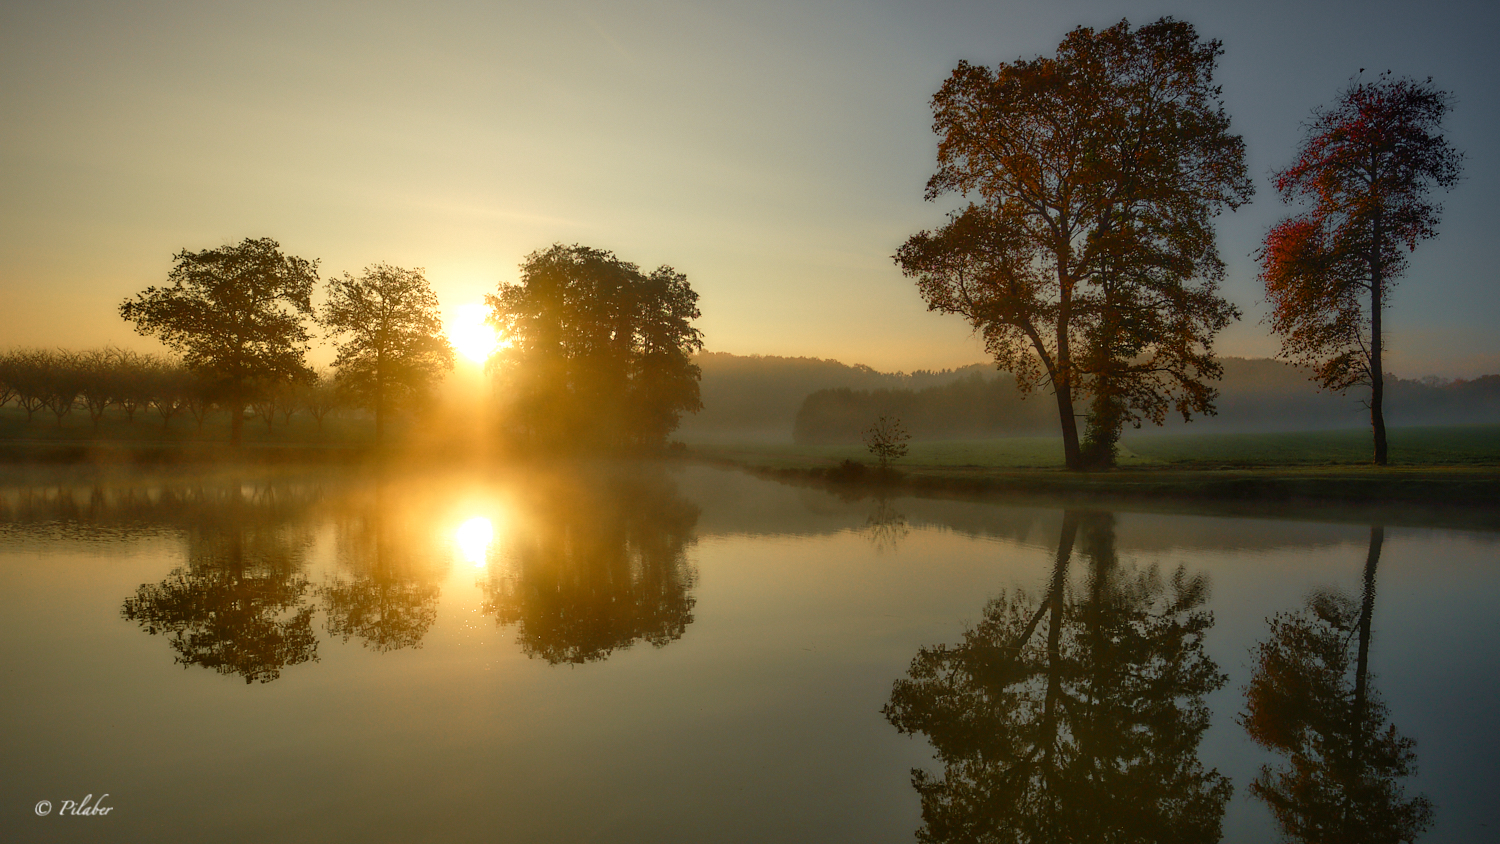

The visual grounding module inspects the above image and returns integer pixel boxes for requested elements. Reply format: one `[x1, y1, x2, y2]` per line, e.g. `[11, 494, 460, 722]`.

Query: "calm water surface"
[1, 463, 1496, 843]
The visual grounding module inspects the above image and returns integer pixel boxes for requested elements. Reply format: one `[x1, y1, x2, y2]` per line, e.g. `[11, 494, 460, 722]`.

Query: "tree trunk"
[1370, 283, 1387, 465]
[374, 349, 385, 445]
[1054, 381, 1083, 471]
[1054, 273, 1083, 471]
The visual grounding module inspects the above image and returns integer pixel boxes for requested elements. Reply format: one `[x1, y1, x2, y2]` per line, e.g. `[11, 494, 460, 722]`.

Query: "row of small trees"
[0, 347, 351, 434]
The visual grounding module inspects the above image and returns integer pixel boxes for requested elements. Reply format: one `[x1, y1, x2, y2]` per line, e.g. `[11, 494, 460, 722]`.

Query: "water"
[1, 462, 1496, 843]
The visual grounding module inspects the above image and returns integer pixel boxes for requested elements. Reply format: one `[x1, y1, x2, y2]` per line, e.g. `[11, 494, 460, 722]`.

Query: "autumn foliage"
[1261, 74, 1463, 464]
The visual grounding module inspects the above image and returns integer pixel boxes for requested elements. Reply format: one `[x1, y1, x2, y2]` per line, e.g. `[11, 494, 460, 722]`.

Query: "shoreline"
[693, 456, 1500, 531]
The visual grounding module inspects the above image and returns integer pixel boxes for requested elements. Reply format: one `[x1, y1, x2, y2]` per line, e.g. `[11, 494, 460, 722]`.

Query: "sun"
[450, 303, 500, 363]
[454, 516, 494, 568]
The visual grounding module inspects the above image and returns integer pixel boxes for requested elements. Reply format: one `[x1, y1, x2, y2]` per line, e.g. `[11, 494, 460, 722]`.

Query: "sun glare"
[455, 516, 495, 568]
[450, 303, 500, 363]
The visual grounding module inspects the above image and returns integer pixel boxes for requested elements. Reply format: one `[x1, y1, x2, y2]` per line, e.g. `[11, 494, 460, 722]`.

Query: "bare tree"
[863, 416, 911, 469]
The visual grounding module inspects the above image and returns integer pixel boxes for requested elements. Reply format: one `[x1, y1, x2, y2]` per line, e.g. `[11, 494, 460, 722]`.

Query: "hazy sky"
[3, 0, 1497, 376]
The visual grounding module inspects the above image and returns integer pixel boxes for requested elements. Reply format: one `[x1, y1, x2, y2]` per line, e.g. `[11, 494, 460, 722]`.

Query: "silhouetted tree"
[108, 348, 157, 423]
[147, 360, 194, 431]
[39, 349, 83, 427]
[0, 354, 16, 410]
[884, 511, 1230, 843]
[119, 237, 318, 445]
[1241, 526, 1433, 843]
[486, 244, 703, 451]
[479, 469, 699, 664]
[302, 369, 342, 431]
[863, 415, 911, 469]
[321, 263, 454, 443]
[1261, 75, 1463, 465]
[319, 483, 441, 652]
[896, 18, 1251, 470]
[3, 349, 49, 422]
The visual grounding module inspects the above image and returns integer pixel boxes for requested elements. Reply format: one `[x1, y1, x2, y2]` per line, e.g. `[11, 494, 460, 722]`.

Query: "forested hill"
[678, 352, 991, 442]
[678, 352, 1500, 443]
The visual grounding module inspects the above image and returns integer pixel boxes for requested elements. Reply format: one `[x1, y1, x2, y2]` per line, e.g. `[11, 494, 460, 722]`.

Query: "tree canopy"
[896, 17, 1251, 470]
[486, 244, 704, 451]
[320, 263, 454, 442]
[1260, 74, 1463, 465]
[118, 237, 318, 445]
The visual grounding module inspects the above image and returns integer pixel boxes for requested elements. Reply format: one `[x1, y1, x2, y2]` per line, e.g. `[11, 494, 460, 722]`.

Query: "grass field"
[689, 424, 1500, 470]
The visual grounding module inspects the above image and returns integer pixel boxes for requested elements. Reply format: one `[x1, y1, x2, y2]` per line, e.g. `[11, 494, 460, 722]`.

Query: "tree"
[486, 244, 704, 451]
[862, 415, 910, 469]
[321, 263, 454, 443]
[895, 18, 1251, 470]
[119, 237, 319, 445]
[1260, 75, 1463, 465]
[38, 349, 84, 427]
[302, 369, 343, 431]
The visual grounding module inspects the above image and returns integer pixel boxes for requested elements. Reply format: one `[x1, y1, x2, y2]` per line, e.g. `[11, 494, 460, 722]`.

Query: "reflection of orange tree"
[121, 481, 321, 684]
[318, 483, 441, 653]
[1242, 526, 1433, 843]
[884, 511, 1230, 843]
[479, 470, 698, 665]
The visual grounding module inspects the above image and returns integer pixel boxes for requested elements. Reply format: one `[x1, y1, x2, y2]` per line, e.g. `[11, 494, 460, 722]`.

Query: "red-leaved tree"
[1260, 74, 1463, 465]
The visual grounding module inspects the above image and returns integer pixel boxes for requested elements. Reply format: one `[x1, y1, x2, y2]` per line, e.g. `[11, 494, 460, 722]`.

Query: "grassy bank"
[687, 425, 1500, 521]
[690, 423, 1500, 470]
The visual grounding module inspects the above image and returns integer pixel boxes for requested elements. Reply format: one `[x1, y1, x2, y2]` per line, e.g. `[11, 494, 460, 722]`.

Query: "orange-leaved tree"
[896, 18, 1251, 471]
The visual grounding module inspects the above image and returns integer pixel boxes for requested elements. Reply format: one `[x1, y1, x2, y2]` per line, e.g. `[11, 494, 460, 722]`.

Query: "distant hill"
[678, 352, 990, 442]
[678, 352, 1500, 444]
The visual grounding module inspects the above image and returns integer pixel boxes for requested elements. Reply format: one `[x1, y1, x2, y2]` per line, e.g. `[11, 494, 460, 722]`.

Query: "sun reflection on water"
[456, 516, 495, 568]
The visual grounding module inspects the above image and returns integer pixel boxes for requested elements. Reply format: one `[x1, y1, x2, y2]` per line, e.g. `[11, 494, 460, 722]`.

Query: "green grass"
[1121, 424, 1500, 466]
[690, 424, 1500, 471]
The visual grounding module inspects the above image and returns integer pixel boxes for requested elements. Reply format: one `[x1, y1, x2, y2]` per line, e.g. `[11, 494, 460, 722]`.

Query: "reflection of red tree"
[1242, 526, 1433, 843]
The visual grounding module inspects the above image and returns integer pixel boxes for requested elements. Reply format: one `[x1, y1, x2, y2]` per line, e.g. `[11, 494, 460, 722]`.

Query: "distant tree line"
[678, 352, 996, 441]
[793, 358, 1500, 445]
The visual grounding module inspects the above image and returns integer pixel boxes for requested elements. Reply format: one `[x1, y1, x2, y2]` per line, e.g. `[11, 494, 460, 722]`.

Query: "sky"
[2, 0, 1497, 377]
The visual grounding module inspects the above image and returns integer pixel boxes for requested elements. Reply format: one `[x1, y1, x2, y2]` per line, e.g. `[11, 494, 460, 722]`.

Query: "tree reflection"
[1242, 525, 1434, 843]
[883, 511, 1230, 843]
[865, 495, 911, 554]
[318, 482, 441, 652]
[479, 469, 698, 664]
[121, 480, 320, 684]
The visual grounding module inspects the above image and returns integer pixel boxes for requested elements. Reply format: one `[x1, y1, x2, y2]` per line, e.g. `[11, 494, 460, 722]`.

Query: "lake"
[2, 462, 1496, 843]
